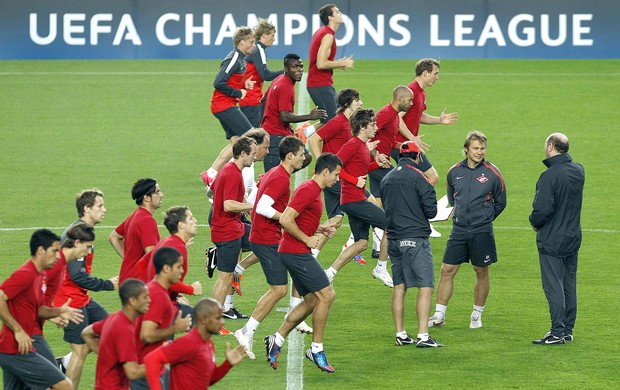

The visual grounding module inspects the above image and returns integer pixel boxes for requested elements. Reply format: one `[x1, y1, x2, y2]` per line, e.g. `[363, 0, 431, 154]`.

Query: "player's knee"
[474, 266, 489, 279]
[72, 343, 90, 359]
[356, 240, 369, 252]
[272, 285, 288, 299]
[440, 264, 457, 278]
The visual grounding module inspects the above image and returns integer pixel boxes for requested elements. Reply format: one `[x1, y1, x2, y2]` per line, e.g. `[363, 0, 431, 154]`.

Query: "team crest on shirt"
[41, 282, 47, 294]
[476, 174, 488, 183]
[396, 166, 402, 171]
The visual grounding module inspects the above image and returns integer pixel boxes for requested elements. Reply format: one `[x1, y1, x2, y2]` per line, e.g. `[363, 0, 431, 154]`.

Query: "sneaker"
[371, 249, 380, 259]
[222, 307, 249, 320]
[564, 334, 573, 342]
[205, 247, 217, 278]
[428, 315, 445, 328]
[395, 334, 415, 346]
[219, 327, 231, 336]
[296, 320, 313, 334]
[429, 223, 441, 238]
[296, 123, 310, 143]
[264, 335, 281, 369]
[305, 348, 335, 373]
[55, 357, 67, 374]
[371, 268, 393, 288]
[234, 329, 255, 359]
[200, 171, 215, 193]
[533, 332, 565, 345]
[470, 316, 482, 329]
[353, 254, 366, 265]
[416, 337, 444, 348]
[231, 272, 243, 296]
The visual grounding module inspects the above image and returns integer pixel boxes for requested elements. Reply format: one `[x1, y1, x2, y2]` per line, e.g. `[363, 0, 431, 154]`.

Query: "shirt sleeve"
[529, 171, 554, 228]
[254, 45, 284, 81]
[419, 179, 438, 219]
[91, 316, 108, 335]
[0, 268, 30, 299]
[287, 185, 311, 215]
[213, 55, 242, 98]
[115, 219, 126, 236]
[169, 282, 194, 295]
[144, 347, 167, 390]
[68, 259, 114, 292]
[316, 116, 339, 142]
[491, 166, 507, 220]
[210, 360, 233, 385]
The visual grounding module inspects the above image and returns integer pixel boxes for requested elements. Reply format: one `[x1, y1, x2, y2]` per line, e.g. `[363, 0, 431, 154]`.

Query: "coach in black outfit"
[530, 133, 585, 345]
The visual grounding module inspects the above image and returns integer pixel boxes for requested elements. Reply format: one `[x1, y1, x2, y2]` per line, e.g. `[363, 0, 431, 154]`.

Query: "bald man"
[530, 133, 584, 345]
[144, 298, 246, 389]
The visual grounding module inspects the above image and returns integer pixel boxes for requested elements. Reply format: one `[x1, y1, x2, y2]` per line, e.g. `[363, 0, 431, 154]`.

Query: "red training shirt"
[143, 235, 193, 302]
[134, 281, 176, 363]
[316, 113, 352, 154]
[307, 25, 336, 88]
[398, 80, 426, 142]
[116, 207, 160, 283]
[337, 137, 378, 205]
[261, 74, 296, 136]
[279, 179, 323, 254]
[250, 165, 291, 245]
[210, 162, 246, 242]
[372, 104, 400, 157]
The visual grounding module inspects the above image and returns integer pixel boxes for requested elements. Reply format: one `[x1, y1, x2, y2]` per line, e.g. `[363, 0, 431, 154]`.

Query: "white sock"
[342, 234, 354, 250]
[311, 248, 320, 259]
[326, 267, 337, 278]
[242, 316, 260, 339]
[275, 332, 286, 347]
[311, 342, 324, 353]
[62, 352, 72, 367]
[435, 304, 447, 319]
[373, 227, 384, 241]
[235, 264, 245, 275]
[372, 228, 383, 251]
[375, 260, 387, 271]
[207, 168, 218, 178]
[472, 305, 484, 319]
[396, 331, 408, 339]
[223, 294, 234, 311]
[417, 333, 429, 341]
[303, 125, 316, 137]
[289, 296, 302, 310]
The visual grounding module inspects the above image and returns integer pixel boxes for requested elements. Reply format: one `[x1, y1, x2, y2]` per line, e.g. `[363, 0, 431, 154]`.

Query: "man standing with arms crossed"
[429, 131, 506, 329]
[307, 3, 354, 124]
[530, 133, 584, 345]
[381, 141, 443, 348]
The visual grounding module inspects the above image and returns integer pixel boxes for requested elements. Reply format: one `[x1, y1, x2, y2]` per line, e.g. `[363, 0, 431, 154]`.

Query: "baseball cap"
[399, 141, 421, 154]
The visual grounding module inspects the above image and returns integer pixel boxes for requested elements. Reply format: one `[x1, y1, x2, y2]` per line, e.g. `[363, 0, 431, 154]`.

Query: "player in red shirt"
[144, 298, 247, 390]
[0, 229, 83, 390]
[239, 19, 283, 128]
[81, 278, 151, 390]
[307, 4, 354, 125]
[261, 53, 326, 172]
[55, 189, 118, 386]
[201, 27, 257, 191]
[109, 178, 163, 283]
[133, 247, 192, 389]
[397, 58, 458, 187]
[264, 153, 341, 373]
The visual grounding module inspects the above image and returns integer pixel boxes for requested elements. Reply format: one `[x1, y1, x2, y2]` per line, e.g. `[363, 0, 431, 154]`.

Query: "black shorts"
[251, 242, 288, 286]
[279, 252, 330, 296]
[214, 107, 253, 139]
[32, 334, 55, 365]
[388, 238, 434, 288]
[63, 300, 108, 344]
[214, 226, 251, 273]
[390, 150, 433, 172]
[307, 86, 337, 123]
[264, 134, 286, 173]
[342, 200, 387, 242]
[323, 181, 344, 218]
[240, 104, 264, 128]
[0, 351, 66, 390]
[442, 228, 497, 267]
[368, 166, 393, 198]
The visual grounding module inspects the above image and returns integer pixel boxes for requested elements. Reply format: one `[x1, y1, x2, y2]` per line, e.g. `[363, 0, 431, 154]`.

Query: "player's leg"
[212, 240, 240, 305]
[469, 231, 498, 328]
[563, 253, 578, 339]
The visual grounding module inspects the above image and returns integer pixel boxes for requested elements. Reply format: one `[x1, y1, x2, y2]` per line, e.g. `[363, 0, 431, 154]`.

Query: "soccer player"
[144, 298, 247, 390]
[0, 229, 83, 390]
[55, 190, 118, 386]
[429, 131, 506, 329]
[261, 53, 326, 172]
[324, 108, 393, 287]
[81, 278, 151, 390]
[380, 141, 443, 348]
[530, 133, 584, 345]
[133, 247, 192, 389]
[307, 3, 354, 124]
[239, 18, 284, 128]
[397, 58, 458, 187]
[109, 178, 163, 283]
[234, 136, 309, 359]
[264, 153, 341, 373]
[201, 26, 256, 190]
[210, 137, 257, 312]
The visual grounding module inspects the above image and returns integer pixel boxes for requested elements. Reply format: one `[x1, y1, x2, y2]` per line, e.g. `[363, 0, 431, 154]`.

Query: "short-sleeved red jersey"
[279, 180, 323, 254]
[316, 113, 352, 154]
[210, 162, 246, 243]
[398, 80, 426, 142]
[250, 165, 291, 245]
[261, 74, 296, 136]
[116, 207, 160, 283]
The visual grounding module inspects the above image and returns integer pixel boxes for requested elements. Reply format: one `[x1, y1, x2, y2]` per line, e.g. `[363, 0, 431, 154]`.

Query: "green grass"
[0, 59, 619, 389]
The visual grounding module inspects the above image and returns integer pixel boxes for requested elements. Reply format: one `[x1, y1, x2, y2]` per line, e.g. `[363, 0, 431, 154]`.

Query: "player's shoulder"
[483, 160, 503, 176]
[447, 161, 464, 175]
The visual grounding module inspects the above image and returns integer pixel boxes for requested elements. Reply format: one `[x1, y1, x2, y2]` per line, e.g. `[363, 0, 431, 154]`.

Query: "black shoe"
[372, 249, 380, 259]
[222, 307, 249, 320]
[55, 357, 67, 374]
[532, 332, 565, 345]
[563, 334, 573, 342]
[395, 334, 415, 346]
[415, 337, 444, 348]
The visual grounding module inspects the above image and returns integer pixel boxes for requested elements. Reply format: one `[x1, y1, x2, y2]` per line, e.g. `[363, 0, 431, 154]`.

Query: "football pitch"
[0, 58, 618, 389]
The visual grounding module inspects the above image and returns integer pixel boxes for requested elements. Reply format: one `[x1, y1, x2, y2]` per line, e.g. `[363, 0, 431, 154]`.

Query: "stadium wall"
[1, 0, 618, 60]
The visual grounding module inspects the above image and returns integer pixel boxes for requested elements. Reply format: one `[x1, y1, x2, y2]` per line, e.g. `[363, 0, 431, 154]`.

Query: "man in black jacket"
[530, 133, 585, 345]
[381, 141, 443, 348]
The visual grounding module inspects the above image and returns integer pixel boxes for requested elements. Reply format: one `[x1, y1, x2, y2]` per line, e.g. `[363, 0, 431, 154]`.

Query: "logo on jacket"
[476, 174, 488, 183]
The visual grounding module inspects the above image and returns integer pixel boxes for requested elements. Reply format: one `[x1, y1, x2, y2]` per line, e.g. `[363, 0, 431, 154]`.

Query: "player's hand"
[309, 107, 328, 120]
[240, 89, 247, 100]
[109, 276, 119, 290]
[305, 235, 320, 249]
[376, 154, 391, 169]
[340, 55, 355, 70]
[191, 281, 203, 295]
[49, 316, 69, 328]
[439, 107, 458, 124]
[412, 135, 430, 152]
[356, 175, 367, 189]
[186, 237, 195, 248]
[226, 342, 247, 365]
[173, 311, 192, 333]
[366, 139, 379, 152]
[14, 329, 33, 354]
[245, 76, 255, 90]
[320, 225, 337, 238]
[59, 299, 85, 325]
[177, 295, 190, 306]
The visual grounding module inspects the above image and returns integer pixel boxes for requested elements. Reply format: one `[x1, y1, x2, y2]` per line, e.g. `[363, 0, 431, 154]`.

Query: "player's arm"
[144, 347, 168, 390]
[123, 361, 146, 381]
[81, 324, 100, 353]
[39, 299, 84, 324]
[255, 48, 284, 81]
[280, 108, 327, 124]
[0, 289, 32, 354]
[530, 173, 554, 229]
[399, 113, 430, 151]
[420, 179, 439, 219]
[317, 34, 354, 70]
[492, 170, 507, 219]
[108, 230, 125, 258]
[213, 58, 243, 98]
[280, 206, 318, 248]
[420, 108, 458, 125]
[223, 200, 253, 213]
[140, 313, 191, 343]
[307, 133, 324, 157]
[256, 194, 282, 221]
[211, 342, 246, 385]
[68, 259, 115, 292]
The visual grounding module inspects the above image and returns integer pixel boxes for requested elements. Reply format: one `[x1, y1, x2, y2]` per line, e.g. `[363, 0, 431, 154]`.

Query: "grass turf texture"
[0, 59, 618, 389]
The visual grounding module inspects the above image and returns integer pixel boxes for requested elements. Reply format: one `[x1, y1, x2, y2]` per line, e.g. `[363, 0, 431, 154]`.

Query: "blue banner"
[1, 0, 618, 59]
